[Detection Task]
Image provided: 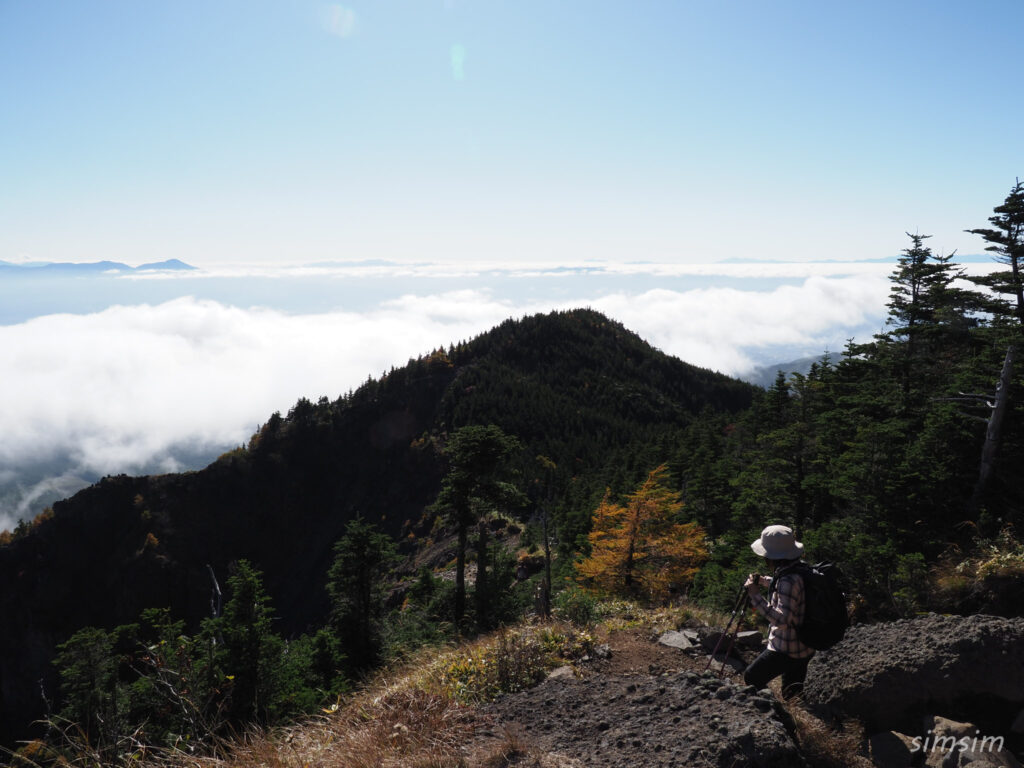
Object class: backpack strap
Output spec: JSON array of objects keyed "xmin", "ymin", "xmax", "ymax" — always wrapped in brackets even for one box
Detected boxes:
[
  {"xmin": 767, "ymin": 561, "xmax": 808, "ymax": 599},
  {"xmin": 767, "ymin": 562, "xmax": 810, "ymax": 630}
]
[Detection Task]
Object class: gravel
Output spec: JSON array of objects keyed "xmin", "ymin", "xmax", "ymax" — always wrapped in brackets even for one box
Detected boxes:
[{"xmin": 484, "ymin": 669, "xmax": 807, "ymax": 768}]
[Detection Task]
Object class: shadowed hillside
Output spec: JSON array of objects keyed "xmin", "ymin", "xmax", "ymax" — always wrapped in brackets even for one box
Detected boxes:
[{"xmin": 0, "ymin": 308, "xmax": 755, "ymax": 747}]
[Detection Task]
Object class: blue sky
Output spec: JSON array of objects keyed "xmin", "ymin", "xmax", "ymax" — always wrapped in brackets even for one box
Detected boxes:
[
  {"xmin": 2, "ymin": 1, "xmax": 1021, "ymax": 265},
  {"xmin": 0, "ymin": 1, "xmax": 1021, "ymax": 526}
]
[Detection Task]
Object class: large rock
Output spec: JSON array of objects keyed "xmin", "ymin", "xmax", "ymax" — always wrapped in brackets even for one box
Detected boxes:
[
  {"xmin": 804, "ymin": 614, "xmax": 1024, "ymax": 734},
  {"xmin": 486, "ymin": 670, "xmax": 807, "ymax": 767}
]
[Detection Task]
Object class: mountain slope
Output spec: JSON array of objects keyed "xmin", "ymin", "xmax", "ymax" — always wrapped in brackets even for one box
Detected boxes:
[{"xmin": 0, "ymin": 308, "xmax": 755, "ymax": 745}]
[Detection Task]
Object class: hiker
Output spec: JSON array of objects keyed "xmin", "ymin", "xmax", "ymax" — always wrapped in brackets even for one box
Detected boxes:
[{"xmin": 742, "ymin": 525, "xmax": 814, "ymax": 699}]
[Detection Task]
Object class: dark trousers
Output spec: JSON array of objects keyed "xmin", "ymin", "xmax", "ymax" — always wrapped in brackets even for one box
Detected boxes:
[{"xmin": 743, "ymin": 648, "xmax": 812, "ymax": 699}]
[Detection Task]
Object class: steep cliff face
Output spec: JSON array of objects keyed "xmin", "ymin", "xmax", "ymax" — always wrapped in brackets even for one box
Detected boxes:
[{"xmin": 0, "ymin": 309, "xmax": 755, "ymax": 746}]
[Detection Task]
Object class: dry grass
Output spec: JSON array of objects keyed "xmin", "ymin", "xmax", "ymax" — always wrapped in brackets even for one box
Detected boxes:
[
  {"xmin": 477, "ymin": 726, "xmax": 533, "ymax": 768},
  {"xmin": 137, "ymin": 688, "xmax": 478, "ymax": 768},
  {"xmin": 785, "ymin": 695, "xmax": 872, "ymax": 768},
  {"xmin": 586, "ymin": 598, "xmax": 741, "ymax": 636},
  {"xmin": 930, "ymin": 525, "xmax": 1024, "ymax": 610},
  {"xmin": 129, "ymin": 621, "xmax": 592, "ymax": 768}
]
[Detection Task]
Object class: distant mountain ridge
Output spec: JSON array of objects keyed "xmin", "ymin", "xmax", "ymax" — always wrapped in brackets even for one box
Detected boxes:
[
  {"xmin": 0, "ymin": 308, "xmax": 756, "ymax": 746},
  {"xmin": 0, "ymin": 258, "xmax": 195, "ymax": 272},
  {"xmin": 742, "ymin": 352, "xmax": 843, "ymax": 389}
]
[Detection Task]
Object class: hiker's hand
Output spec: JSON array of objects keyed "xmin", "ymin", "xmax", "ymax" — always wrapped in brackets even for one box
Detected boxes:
[
  {"xmin": 759, "ymin": 575, "xmax": 771, "ymax": 588},
  {"xmin": 744, "ymin": 574, "xmax": 759, "ymax": 594}
]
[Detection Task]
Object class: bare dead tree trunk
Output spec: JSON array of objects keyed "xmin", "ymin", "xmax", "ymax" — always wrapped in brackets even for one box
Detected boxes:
[
  {"xmin": 541, "ymin": 505, "xmax": 552, "ymax": 619},
  {"xmin": 968, "ymin": 345, "xmax": 1016, "ymax": 516},
  {"xmin": 455, "ymin": 519, "xmax": 468, "ymax": 630},
  {"xmin": 474, "ymin": 516, "xmax": 489, "ymax": 624},
  {"xmin": 207, "ymin": 564, "xmax": 223, "ymax": 647},
  {"xmin": 207, "ymin": 564, "xmax": 222, "ymax": 620}
]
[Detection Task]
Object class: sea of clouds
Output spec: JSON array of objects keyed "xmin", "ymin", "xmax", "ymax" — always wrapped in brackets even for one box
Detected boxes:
[{"xmin": 4, "ymin": 257, "xmax": 996, "ymax": 529}]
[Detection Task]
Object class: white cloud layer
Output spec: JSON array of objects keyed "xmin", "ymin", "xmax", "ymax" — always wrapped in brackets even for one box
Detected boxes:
[
  {"xmin": 590, "ymin": 274, "xmax": 890, "ymax": 373},
  {"xmin": 121, "ymin": 257, "xmax": 899, "ymax": 282},
  {"xmin": 0, "ymin": 273, "xmax": 892, "ymax": 527}
]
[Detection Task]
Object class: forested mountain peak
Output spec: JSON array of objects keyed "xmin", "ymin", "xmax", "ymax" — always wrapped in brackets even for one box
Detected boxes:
[{"xmin": 0, "ymin": 307, "xmax": 755, "ymax": 747}]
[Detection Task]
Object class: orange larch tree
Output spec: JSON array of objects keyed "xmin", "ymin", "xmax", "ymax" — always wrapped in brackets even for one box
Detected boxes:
[{"xmin": 577, "ymin": 464, "xmax": 708, "ymax": 603}]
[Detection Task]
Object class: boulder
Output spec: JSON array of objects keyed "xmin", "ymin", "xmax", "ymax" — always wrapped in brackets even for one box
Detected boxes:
[
  {"xmin": 658, "ymin": 630, "xmax": 699, "ymax": 651},
  {"xmin": 867, "ymin": 730, "xmax": 916, "ymax": 768},
  {"xmin": 803, "ymin": 614, "xmax": 1024, "ymax": 734},
  {"xmin": 702, "ymin": 629, "xmax": 749, "ymax": 657},
  {"xmin": 547, "ymin": 665, "xmax": 576, "ymax": 680},
  {"xmin": 705, "ymin": 654, "xmax": 747, "ymax": 674},
  {"xmin": 736, "ymin": 630, "xmax": 765, "ymax": 650},
  {"xmin": 593, "ymin": 643, "xmax": 612, "ymax": 659}
]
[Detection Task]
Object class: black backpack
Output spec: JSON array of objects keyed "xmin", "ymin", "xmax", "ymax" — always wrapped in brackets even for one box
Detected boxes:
[{"xmin": 771, "ymin": 561, "xmax": 849, "ymax": 650}]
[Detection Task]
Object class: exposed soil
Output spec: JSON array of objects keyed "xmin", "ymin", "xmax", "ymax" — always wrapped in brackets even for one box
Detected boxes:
[{"xmin": 588, "ymin": 628, "xmax": 701, "ymax": 677}]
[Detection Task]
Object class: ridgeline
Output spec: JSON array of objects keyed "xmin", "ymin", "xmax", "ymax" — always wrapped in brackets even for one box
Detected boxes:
[{"xmin": 0, "ymin": 308, "xmax": 755, "ymax": 747}]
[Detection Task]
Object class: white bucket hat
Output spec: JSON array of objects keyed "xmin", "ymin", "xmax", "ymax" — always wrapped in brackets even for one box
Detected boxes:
[{"xmin": 751, "ymin": 525, "xmax": 804, "ymax": 560}]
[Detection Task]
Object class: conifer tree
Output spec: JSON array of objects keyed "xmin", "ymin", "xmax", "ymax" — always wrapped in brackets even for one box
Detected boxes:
[
  {"xmin": 217, "ymin": 560, "xmax": 282, "ymax": 724},
  {"xmin": 967, "ymin": 179, "xmax": 1024, "ymax": 326},
  {"xmin": 729, "ymin": 373, "xmax": 819, "ymax": 533},
  {"xmin": 577, "ymin": 464, "xmax": 707, "ymax": 603},
  {"xmin": 326, "ymin": 517, "xmax": 397, "ymax": 670},
  {"xmin": 963, "ymin": 182, "xmax": 1024, "ymax": 521},
  {"xmin": 53, "ymin": 627, "xmax": 121, "ymax": 746},
  {"xmin": 883, "ymin": 232, "xmax": 977, "ymax": 400},
  {"xmin": 433, "ymin": 424, "xmax": 524, "ymax": 629},
  {"xmin": 674, "ymin": 411, "xmax": 737, "ymax": 537}
]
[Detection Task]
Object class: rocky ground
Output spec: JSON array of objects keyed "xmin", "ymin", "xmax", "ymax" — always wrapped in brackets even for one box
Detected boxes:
[
  {"xmin": 478, "ymin": 670, "xmax": 801, "ymax": 767},
  {"xmin": 469, "ymin": 628, "xmax": 808, "ymax": 768},
  {"xmin": 465, "ymin": 615, "xmax": 1024, "ymax": 768}
]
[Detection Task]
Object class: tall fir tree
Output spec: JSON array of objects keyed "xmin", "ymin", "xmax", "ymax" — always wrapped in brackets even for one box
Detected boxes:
[
  {"xmin": 326, "ymin": 517, "xmax": 398, "ymax": 671},
  {"xmin": 963, "ymin": 181, "xmax": 1024, "ymax": 525},
  {"xmin": 967, "ymin": 179, "xmax": 1024, "ymax": 327},
  {"xmin": 217, "ymin": 560, "xmax": 283, "ymax": 724},
  {"xmin": 433, "ymin": 424, "xmax": 525, "ymax": 629}
]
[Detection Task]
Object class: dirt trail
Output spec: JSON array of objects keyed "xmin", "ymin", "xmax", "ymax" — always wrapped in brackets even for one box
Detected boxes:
[{"xmin": 468, "ymin": 628, "xmax": 807, "ymax": 768}]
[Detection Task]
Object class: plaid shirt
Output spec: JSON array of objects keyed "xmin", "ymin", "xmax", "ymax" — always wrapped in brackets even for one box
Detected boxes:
[{"xmin": 748, "ymin": 570, "xmax": 815, "ymax": 659}]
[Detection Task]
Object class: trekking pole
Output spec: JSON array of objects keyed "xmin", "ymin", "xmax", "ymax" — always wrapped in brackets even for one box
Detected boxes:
[
  {"xmin": 704, "ymin": 585, "xmax": 749, "ymax": 673},
  {"xmin": 714, "ymin": 591, "xmax": 750, "ymax": 678}
]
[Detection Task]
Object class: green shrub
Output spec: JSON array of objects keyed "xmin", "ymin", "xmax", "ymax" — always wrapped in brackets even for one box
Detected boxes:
[
  {"xmin": 383, "ymin": 569, "xmax": 458, "ymax": 661},
  {"xmin": 427, "ymin": 624, "xmax": 592, "ymax": 704},
  {"xmin": 552, "ymin": 585, "xmax": 597, "ymax": 626}
]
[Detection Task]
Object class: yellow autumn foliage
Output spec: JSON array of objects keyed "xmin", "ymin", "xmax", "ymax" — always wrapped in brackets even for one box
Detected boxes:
[{"xmin": 577, "ymin": 464, "xmax": 708, "ymax": 603}]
